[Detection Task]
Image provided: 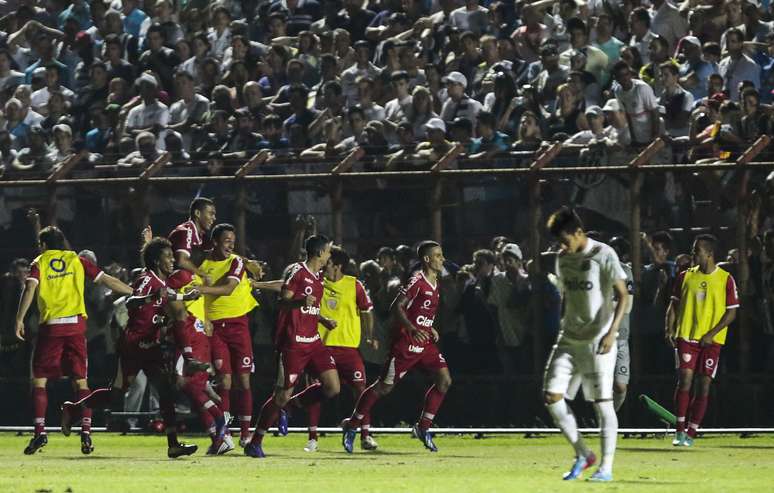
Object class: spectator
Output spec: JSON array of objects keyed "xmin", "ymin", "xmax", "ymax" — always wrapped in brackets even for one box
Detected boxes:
[
  {"xmin": 560, "ymin": 18, "xmax": 609, "ymax": 88},
  {"xmin": 613, "ymin": 60, "xmax": 661, "ymax": 146},
  {"xmin": 650, "ymin": 0, "xmax": 688, "ymax": 54},
  {"xmin": 629, "ymin": 7, "xmax": 657, "ymax": 65},
  {"xmin": 30, "ymin": 64, "xmax": 74, "ymax": 115},
  {"xmin": 440, "ymin": 71, "xmax": 483, "ymax": 128},
  {"xmin": 677, "ymin": 36, "xmax": 719, "ymax": 101},
  {"xmin": 459, "ymin": 249, "xmax": 500, "ymax": 374},
  {"xmin": 660, "ymin": 62, "xmax": 695, "ymax": 138},
  {"xmin": 139, "ymin": 24, "xmax": 181, "ymax": 95},
  {"xmin": 720, "ymin": 28, "xmax": 762, "ymax": 101},
  {"xmin": 124, "ymin": 74, "xmax": 169, "ymax": 142},
  {"xmin": 11, "ymin": 125, "xmax": 55, "ymax": 173},
  {"xmin": 118, "ymin": 131, "xmax": 160, "ymax": 168},
  {"xmin": 168, "ymin": 70, "xmax": 210, "ymax": 151},
  {"xmin": 469, "ymin": 110, "xmax": 511, "ymax": 159}
]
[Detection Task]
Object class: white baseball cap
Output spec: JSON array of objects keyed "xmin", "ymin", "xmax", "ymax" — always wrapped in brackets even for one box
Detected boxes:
[
  {"xmin": 501, "ymin": 243, "xmax": 523, "ymax": 260},
  {"xmin": 602, "ymin": 98, "xmax": 621, "ymax": 112},
  {"xmin": 424, "ymin": 117, "xmax": 446, "ymax": 133},
  {"xmin": 443, "ymin": 71, "xmax": 467, "ymax": 88}
]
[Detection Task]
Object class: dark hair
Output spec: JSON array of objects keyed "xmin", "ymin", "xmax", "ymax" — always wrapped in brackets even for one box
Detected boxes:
[
  {"xmin": 659, "ymin": 62, "xmax": 679, "ymax": 76},
  {"xmin": 416, "ymin": 240, "xmax": 440, "ymax": 260},
  {"xmin": 703, "ymin": 42, "xmax": 721, "ymax": 58},
  {"xmin": 695, "ymin": 234, "xmax": 718, "ymax": 256},
  {"xmin": 305, "ymin": 234, "xmax": 332, "ymax": 259},
  {"xmin": 612, "ymin": 60, "xmax": 631, "ymax": 75},
  {"xmin": 473, "ymin": 249, "xmax": 496, "ymax": 265},
  {"xmin": 262, "ymin": 113, "xmax": 282, "ymax": 128},
  {"xmin": 175, "ymin": 70, "xmax": 194, "ymax": 81},
  {"xmin": 147, "ymin": 23, "xmax": 165, "ymax": 39},
  {"xmin": 189, "ymin": 197, "xmax": 215, "ymax": 219},
  {"xmin": 211, "ymin": 223, "xmax": 236, "ymax": 242},
  {"xmin": 477, "ymin": 110, "xmax": 496, "ymax": 128},
  {"xmin": 566, "ymin": 17, "xmax": 587, "ymax": 34},
  {"xmin": 741, "ymin": 87, "xmax": 760, "ymax": 101},
  {"xmin": 377, "ymin": 246, "xmax": 395, "ymax": 259},
  {"xmin": 546, "ymin": 207, "xmax": 584, "ymax": 237},
  {"xmin": 288, "ymin": 84, "xmax": 309, "ymax": 99},
  {"xmin": 726, "ymin": 28, "xmax": 744, "ymax": 44},
  {"xmin": 650, "ymin": 230, "xmax": 672, "ymax": 249},
  {"xmin": 329, "ymin": 245, "xmax": 350, "ymax": 267},
  {"xmin": 347, "ymin": 104, "xmax": 365, "ymax": 120},
  {"xmin": 39, "ymin": 226, "xmax": 67, "ymax": 250},
  {"xmin": 631, "ymin": 7, "xmax": 651, "ymax": 28},
  {"xmin": 10, "ymin": 258, "xmax": 30, "ymax": 270},
  {"xmin": 609, "ymin": 236, "xmax": 630, "ymax": 257},
  {"xmin": 391, "ymin": 70, "xmax": 410, "ymax": 82},
  {"xmin": 104, "ymin": 33, "xmax": 122, "ymax": 49},
  {"xmin": 323, "ymin": 79, "xmax": 343, "ymax": 96},
  {"xmin": 142, "ymin": 237, "xmax": 172, "ymax": 269}
]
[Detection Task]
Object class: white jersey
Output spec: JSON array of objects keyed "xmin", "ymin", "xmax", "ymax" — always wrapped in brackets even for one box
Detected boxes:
[{"xmin": 556, "ymin": 238, "xmax": 627, "ymax": 342}]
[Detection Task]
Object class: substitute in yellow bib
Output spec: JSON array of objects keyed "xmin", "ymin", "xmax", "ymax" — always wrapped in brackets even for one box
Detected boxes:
[
  {"xmin": 666, "ymin": 234, "xmax": 738, "ymax": 447},
  {"xmin": 15, "ymin": 226, "xmax": 132, "ymax": 456},
  {"xmin": 198, "ymin": 223, "xmax": 257, "ymax": 445},
  {"xmin": 300, "ymin": 245, "xmax": 377, "ymax": 452}
]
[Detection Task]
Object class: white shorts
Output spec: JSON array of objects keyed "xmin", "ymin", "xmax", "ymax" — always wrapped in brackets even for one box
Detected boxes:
[{"xmin": 544, "ymin": 333, "xmax": 617, "ymax": 402}]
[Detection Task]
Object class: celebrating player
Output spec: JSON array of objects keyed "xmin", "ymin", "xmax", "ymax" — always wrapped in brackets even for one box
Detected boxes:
[
  {"xmin": 542, "ymin": 208, "xmax": 628, "ymax": 482},
  {"xmin": 244, "ymin": 235, "xmax": 341, "ymax": 458},
  {"xmin": 168, "ymin": 197, "xmax": 217, "ymax": 280},
  {"xmin": 15, "ymin": 226, "xmax": 133, "ymax": 455},
  {"xmin": 166, "ymin": 267, "xmax": 230, "ymax": 455},
  {"xmin": 60, "ymin": 237, "xmax": 203, "ymax": 458},
  {"xmin": 297, "ymin": 245, "xmax": 378, "ymax": 452},
  {"xmin": 666, "ymin": 234, "xmax": 738, "ymax": 447},
  {"xmin": 341, "ymin": 241, "xmax": 452, "ymax": 453},
  {"xmin": 198, "ymin": 223, "xmax": 259, "ymax": 447}
]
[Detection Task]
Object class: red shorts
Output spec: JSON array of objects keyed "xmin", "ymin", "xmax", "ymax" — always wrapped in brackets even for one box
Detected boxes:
[
  {"xmin": 211, "ymin": 317, "xmax": 253, "ymax": 375},
  {"xmin": 117, "ymin": 334, "xmax": 166, "ymax": 387},
  {"xmin": 276, "ymin": 342, "xmax": 336, "ymax": 390},
  {"xmin": 675, "ymin": 339, "xmax": 722, "ymax": 378},
  {"xmin": 380, "ymin": 341, "xmax": 448, "ymax": 385},
  {"xmin": 33, "ymin": 322, "xmax": 88, "ymax": 379},
  {"xmin": 328, "ymin": 346, "xmax": 366, "ymax": 387}
]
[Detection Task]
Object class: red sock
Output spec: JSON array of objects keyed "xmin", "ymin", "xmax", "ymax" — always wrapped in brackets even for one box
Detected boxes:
[
  {"xmin": 172, "ymin": 319, "xmax": 192, "ymax": 358},
  {"xmin": 349, "ymin": 383, "xmax": 380, "ymax": 428},
  {"xmin": 78, "ymin": 388, "xmax": 92, "ymax": 434},
  {"xmin": 250, "ymin": 396, "xmax": 280, "ymax": 445},
  {"xmin": 675, "ymin": 390, "xmax": 690, "ymax": 433},
  {"xmin": 220, "ymin": 386, "xmax": 231, "ymax": 415},
  {"xmin": 33, "ymin": 387, "xmax": 47, "ymax": 436},
  {"xmin": 307, "ymin": 401, "xmax": 321, "ymax": 440},
  {"xmin": 418, "ymin": 385, "xmax": 446, "ymax": 431},
  {"xmin": 687, "ymin": 395, "xmax": 709, "ymax": 438},
  {"xmin": 237, "ymin": 388, "xmax": 252, "ymax": 439}
]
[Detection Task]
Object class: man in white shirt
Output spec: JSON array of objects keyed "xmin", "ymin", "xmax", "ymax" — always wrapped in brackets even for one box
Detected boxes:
[
  {"xmin": 650, "ymin": 0, "xmax": 688, "ymax": 54},
  {"xmin": 30, "ymin": 64, "xmax": 74, "ymax": 116},
  {"xmin": 719, "ymin": 28, "xmax": 762, "ymax": 101},
  {"xmin": 543, "ymin": 207, "xmax": 629, "ymax": 483},
  {"xmin": 629, "ymin": 7, "xmax": 657, "ymax": 65},
  {"xmin": 449, "ymin": 0, "xmax": 489, "ymax": 35},
  {"xmin": 124, "ymin": 74, "xmax": 169, "ymax": 143},
  {"xmin": 613, "ymin": 61, "xmax": 661, "ymax": 145},
  {"xmin": 439, "ymin": 71, "xmax": 482, "ymax": 131}
]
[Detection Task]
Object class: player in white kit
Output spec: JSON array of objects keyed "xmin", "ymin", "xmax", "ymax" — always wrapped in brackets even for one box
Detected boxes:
[{"xmin": 542, "ymin": 208, "xmax": 629, "ymax": 482}]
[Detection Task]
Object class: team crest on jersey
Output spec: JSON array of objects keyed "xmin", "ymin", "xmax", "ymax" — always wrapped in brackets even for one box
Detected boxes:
[
  {"xmin": 327, "ymin": 298, "xmax": 338, "ymax": 309},
  {"xmin": 289, "ymin": 374, "xmax": 298, "ymax": 384},
  {"xmin": 581, "ymin": 260, "xmax": 591, "ymax": 271},
  {"xmin": 682, "ymin": 353, "xmax": 692, "ymax": 363}
]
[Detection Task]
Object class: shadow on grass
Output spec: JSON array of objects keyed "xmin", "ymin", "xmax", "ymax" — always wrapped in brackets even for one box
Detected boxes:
[
  {"xmin": 618, "ymin": 447, "xmax": 680, "ymax": 453},
  {"xmin": 615, "ymin": 480, "xmax": 688, "ymax": 485},
  {"xmin": 715, "ymin": 445, "xmax": 774, "ymax": 450}
]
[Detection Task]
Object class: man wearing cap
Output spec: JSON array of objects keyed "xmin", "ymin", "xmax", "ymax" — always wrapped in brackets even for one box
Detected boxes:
[
  {"xmin": 125, "ymin": 74, "xmax": 169, "ymax": 141},
  {"xmin": 564, "ymin": 105, "xmax": 621, "ymax": 148},
  {"xmin": 386, "ymin": 117, "xmax": 452, "ymax": 170},
  {"xmin": 440, "ymin": 71, "xmax": 482, "ymax": 130},
  {"xmin": 677, "ymin": 36, "xmax": 718, "ymax": 101},
  {"xmin": 487, "ymin": 243, "xmax": 532, "ymax": 375},
  {"xmin": 601, "ymin": 98, "xmax": 631, "ymax": 148}
]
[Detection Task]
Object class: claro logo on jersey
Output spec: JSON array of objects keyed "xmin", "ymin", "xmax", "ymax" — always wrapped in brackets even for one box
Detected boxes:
[
  {"xmin": 301, "ymin": 305, "xmax": 321, "ymax": 315},
  {"xmin": 416, "ymin": 315, "xmax": 434, "ymax": 327},
  {"xmin": 566, "ymin": 279, "xmax": 594, "ymax": 291}
]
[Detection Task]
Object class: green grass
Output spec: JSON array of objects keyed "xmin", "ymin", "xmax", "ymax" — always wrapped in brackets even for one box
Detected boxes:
[{"xmin": 0, "ymin": 432, "xmax": 772, "ymax": 492}]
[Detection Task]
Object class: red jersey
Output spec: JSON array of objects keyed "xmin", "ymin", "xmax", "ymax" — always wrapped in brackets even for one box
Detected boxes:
[
  {"xmin": 168, "ymin": 219, "xmax": 206, "ymax": 259},
  {"xmin": 275, "ymin": 262, "xmax": 324, "ymax": 349},
  {"xmin": 125, "ymin": 269, "xmax": 167, "ymax": 341},
  {"xmin": 394, "ymin": 271, "xmax": 440, "ymax": 347}
]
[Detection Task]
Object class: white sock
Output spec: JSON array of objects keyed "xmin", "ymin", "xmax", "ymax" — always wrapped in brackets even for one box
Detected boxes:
[
  {"xmin": 547, "ymin": 399, "xmax": 591, "ymax": 458},
  {"xmin": 613, "ymin": 390, "xmax": 627, "ymax": 412},
  {"xmin": 594, "ymin": 400, "xmax": 618, "ymax": 475}
]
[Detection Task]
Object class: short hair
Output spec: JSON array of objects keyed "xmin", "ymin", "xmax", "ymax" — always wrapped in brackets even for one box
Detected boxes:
[
  {"xmin": 104, "ymin": 33, "xmax": 122, "ymax": 48},
  {"xmin": 566, "ymin": 17, "xmax": 587, "ymax": 34},
  {"xmin": 146, "ymin": 23, "xmax": 165, "ymax": 39},
  {"xmin": 609, "ymin": 236, "xmax": 630, "ymax": 257},
  {"xmin": 546, "ymin": 207, "xmax": 584, "ymax": 237},
  {"xmin": 175, "ymin": 70, "xmax": 194, "ymax": 81},
  {"xmin": 391, "ymin": 70, "xmax": 410, "ymax": 82},
  {"xmin": 477, "ymin": 110, "xmax": 496, "ymax": 128},
  {"xmin": 39, "ymin": 226, "xmax": 67, "ymax": 250},
  {"xmin": 651, "ymin": 230, "xmax": 673, "ymax": 250},
  {"xmin": 210, "ymin": 223, "xmax": 235, "ymax": 242},
  {"xmin": 741, "ymin": 87, "xmax": 760, "ymax": 101},
  {"xmin": 322, "ymin": 79, "xmax": 342, "ymax": 96},
  {"xmin": 142, "ymin": 237, "xmax": 172, "ymax": 269},
  {"xmin": 631, "ymin": 7, "xmax": 651, "ymax": 28},
  {"xmin": 329, "ymin": 245, "xmax": 350, "ymax": 268},
  {"xmin": 703, "ymin": 42, "xmax": 721, "ymax": 58},
  {"xmin": 305, "ymin": 234, "xmax": 332, "ymax": 259},
  {"xmin": 473, "ymin": 249, "xmax": 496, "ymax": 265},
  {"xmin": 10, "ymin": 258, "xmax": 30, "ymax": 270},
  {"xmin": 377, "ymin": 246, "xmax": 395, "ymax": 259},
  {"xmin": 695, "ymin": 234, "xmax": 718, "ymax": 256},
  {"xmin": 612, "ymin": 60, "xmax": 631, "ymax": 75},
  {"xmin": 650, "ymin": 35, "xmax": 669, "ymax": 51},
  {"xmin": 288, "ymin": 84, "xmax": 309, "ymax": 99},
  {"xmin": 416, "ymin": 240, "xmax": 440, "ymax": 260},
  {"xmin": 189, "ymin": 197, "xmax": 215, "ymax": 219},
  {"xmin": 659, "ymin": 62, "xmax": 679, "ymax": 76},
  {"xmin": 726, "ymin": 28, "xmax": 744, "ymax": 44},
  {"xmin": 262, "ymin": 113, "xmax": 282, "ymax": 128},
  {"xmin": 347, "ymin": 104, "xmax": 365, "ymax": 120}
]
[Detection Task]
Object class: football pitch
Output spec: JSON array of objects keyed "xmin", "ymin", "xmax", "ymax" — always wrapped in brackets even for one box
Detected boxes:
[{"xmin": 1, "ymin": 432, "xmax": 772, "ymax": 492}]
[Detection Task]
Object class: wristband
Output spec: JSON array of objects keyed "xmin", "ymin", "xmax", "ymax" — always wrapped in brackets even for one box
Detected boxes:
[{"xmin": 175, "ymin": 293, "xmax": 184, "ymax": 301}]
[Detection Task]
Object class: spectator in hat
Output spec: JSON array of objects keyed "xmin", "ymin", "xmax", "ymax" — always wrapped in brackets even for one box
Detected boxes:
[
  {"xmin": 601, "ymin": 98, "xmax": 631, "ymax": 148},
  {"xmin": 49, "ymin": 123, "xmax": 74, "ymax": 163},
  {"xmin": 487, "ymin": 242, "xmax": 532, "ymax": 375},
  {"xmin": 386, "ymin": 116, "xmax": 452, "ymax": 169},
  {"xmin": 124, "ymin": 73, "xmax": 169, "ymax": 140},
  {"xmin": 677, "ymin": 36, "xmax": 719, "ymax": 101},
  {"xmin": 440, "ymin": 71, "xmax": 483, "ymax": 129},
  {"xmin": 3, "ymin": 98, "xmax": 30, "ymax": 148},
  {"xmin": 449, "ymin": 116, "xmax": 474, "ymax": 150}
]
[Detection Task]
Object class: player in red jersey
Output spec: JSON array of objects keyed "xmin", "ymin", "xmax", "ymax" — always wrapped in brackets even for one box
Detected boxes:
[
  {"xmin": 60, "ymin": 238, "xmax": 201, "ymax": 458},
  {"xmin": 15, "ymin": 226, "xmax": 133, "ymax": 456},
  {"xmin": 166, "ymin": 268, "xmax": 231, "ymax": 455},
  {"xmin": 244, "ymin": 235, "xmax": 341, "ymax": 458},
  {"xmin": 168, "ymin": 197, "xmax": 216, "ymax": 281},
  {"xmin": 341, "ymin": 241, "xmax": 452, "ymax": 453}
]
